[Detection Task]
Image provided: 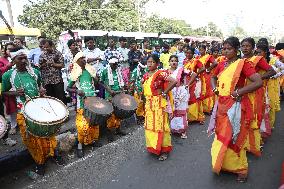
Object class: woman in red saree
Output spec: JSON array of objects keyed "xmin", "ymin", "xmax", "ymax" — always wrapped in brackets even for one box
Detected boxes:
[
  {"xmin": 196, "ymin": 45, "xmax": 218, "ymax": 114},
  {"xmin": 241, "ymin": 38, "xmax": 275, "ymax": 156},
  {"xmin": 209, "ymin": 37, "xmax": 263, "ymax": 182},
  {"xmin": 184, "ymin": 47, "xmax": 206, "ymax": 124},
  {"xmin": 142, "ymin": 54, "xmax": 177, "ymax": 161},
  {"xmin": 0, "ymin": 42, "xmax": 18, "ymax": 136}
]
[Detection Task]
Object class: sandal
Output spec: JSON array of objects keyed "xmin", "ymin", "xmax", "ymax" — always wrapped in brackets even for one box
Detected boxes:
[
  {"xmin": 199, "ymin": 121, "xmax": 205, "ymax": 125},
  {"xmin": 236, "ymin": 173, "xmax": 247, "ymax": 183},
  {"xmin": 181, "ymin": 133, "xmax": 187, "ymax": 139},
  {"xmin": 9, "ymin": 128, "xmax": 17, "ymax": 135},
  {"xmin": 158, "ymin": 153, "xmax": 168, "ymax": 161}
]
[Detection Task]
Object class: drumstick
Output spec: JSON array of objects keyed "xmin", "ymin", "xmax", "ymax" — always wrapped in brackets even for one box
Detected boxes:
[
  {"xmin": 25, "ymin": 94, "xmax": 51, "ymax": 114},
  {"xmin": 45, "ymin": 98, "xmax": 58, "ymax": 117}
]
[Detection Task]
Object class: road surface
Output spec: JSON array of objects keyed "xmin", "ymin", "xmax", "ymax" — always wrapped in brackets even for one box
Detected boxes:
[{"xmin": 1, "ymin": 104, "xmax": 284, "ymax": 189}]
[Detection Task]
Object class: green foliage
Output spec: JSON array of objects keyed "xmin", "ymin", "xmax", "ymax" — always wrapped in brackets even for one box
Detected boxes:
[
  {"xmin": 143, "ymin": 14, "xmax": 193, "ymax": 36},
  {"xmin": 18, "ymin": 0, "xmax": 223, "ymax": 40},
  {"xmin": 191, "ymin": 22, "xmax": 223, "ymax": 38},
  {"xmin": 18, "ymin": 0, "xmax": 140, "ymax": 39},
  {"xmin": 229, "ymin": 26, "xmax": 247, "ymax": 40}
]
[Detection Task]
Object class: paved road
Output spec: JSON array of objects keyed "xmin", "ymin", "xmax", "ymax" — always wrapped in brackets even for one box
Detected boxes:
[
  {"xmin": 1, "ymin": 104, "xmax": 284, "ymax": 189},
  {"xmin": 100, "ymin": 108, "xmax": 284, "ymax": 189}
]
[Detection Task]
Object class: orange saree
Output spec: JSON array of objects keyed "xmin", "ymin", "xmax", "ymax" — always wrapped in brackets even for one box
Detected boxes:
[
  {"xmin": 184, "ymin": 58, "xmax": 205, "ymax": 122},
  {"xmin": 211, "ymin": 59, "xmax": 253, "ymax": 175},
  {"xmin": 197, "ymin": 54, "xmax": 215, "ymax": 113}
]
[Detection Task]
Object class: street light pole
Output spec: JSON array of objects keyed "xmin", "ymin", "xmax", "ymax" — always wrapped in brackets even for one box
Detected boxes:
[
  {"xmin": 4, "ymin": 0, "xmax": 14, "ymax": 27},
  {"xmin": 201, "ymin": 0, "xmax": 209, "ymax": 36},
  {"xmin": 136, "ymin": 0, "xmax": 141, "ymax": 32},
  {"xmin": 206, "ymin": 23, "xmax": 209, "ymax": 36}
]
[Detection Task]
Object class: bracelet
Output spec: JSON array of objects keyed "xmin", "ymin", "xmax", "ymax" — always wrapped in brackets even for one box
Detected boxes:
[
  {"xmin": 206, "ymin": 69, "xmax": 210, "ymax": 73},
  {"xmin": 231, "ymin": 89, "xmax": 240, "ymax": 98},
  {"xmin": 162, "ymin": 92, "xmax": 167, "ymax": 97},
  {"xmin": 212, "ymin": 88, "xmax": 218, "ymax": 93},
  {"xmin": 235, "ymin": 89, "xmax": 240, "ymax": 97}
]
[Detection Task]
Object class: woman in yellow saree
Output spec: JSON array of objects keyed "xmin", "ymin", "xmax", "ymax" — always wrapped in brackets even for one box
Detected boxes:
[
  {"xmin": 209, "ymin": 37, "xmax": 263, "ymax": 182},
  {"xmin": 196, "ymin": 45, "xmax": 218, "ymax": 114},
  {"xmin": 142, "ymin": 54, "xmax": 177, "ymax": 161},
  {"xmin": 184, "ymin": 47, "xmax": 206, "ymax": 124},
  {"xmin": 241, "ymin": 38, "xmax": 275, "ymax": 155},
  {"xmin": 255, "ymin": 44, "xmax": 283, "ymax": 130}
]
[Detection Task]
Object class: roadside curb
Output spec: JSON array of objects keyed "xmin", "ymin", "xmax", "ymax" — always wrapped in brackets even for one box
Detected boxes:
[{"xmin": 0, "ymin": 120, "xmax": 76, "ymax": 177}]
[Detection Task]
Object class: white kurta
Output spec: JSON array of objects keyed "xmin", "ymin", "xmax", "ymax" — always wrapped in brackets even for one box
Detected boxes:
[{"xmin": 169, "ymin": 68, "xmax": 189, "ymax": 133}]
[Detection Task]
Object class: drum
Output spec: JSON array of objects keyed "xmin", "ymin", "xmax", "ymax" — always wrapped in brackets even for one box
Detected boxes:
[
  {"xmin": 23, "ymin": 96, "xmax": 69, "ymax": 138},
  {"xmin": 0, "ymin": 115, "xmax": 7, "ymax": 139},
  {"xmin": 112, "ymin": 93, "xmax": 138, "ymax": 119},
  {"xmin": 84, "ymin": 97, "xmax": 113, "ymax": 126}
]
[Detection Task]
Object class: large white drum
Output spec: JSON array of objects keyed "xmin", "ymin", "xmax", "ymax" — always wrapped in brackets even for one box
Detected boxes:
[
  {"xmin": 0, "ymin": 115, "xmax": 7, "ymax": 139},
  {"xmin": 23, "ymin": 96, "xmax": 69, "ymax": 137}
]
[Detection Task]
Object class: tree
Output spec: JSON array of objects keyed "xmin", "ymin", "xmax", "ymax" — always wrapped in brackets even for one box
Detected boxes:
[
  {"xmin": 18, "ymin": 0, "xmax": 141, "ymax": 39},
  {"xmin": 207, "ymin": 22, "xmax": 223, "ymax": 38},
  {"xmin": 251, "ymin": 36, "xmax": 273, "ymax": 45},
  {"xmin": 192, "ymin": 22, "xmax": 223, "ymax": 38},
  {"xmin": 18, "ymin": 0, "xmax": 222, "ymax": 40},
  {"xmin": 143, "ymin": 15, "xmax": 193, "ymax": 36},
  {"xmin": 230, "ymin": 26, "xmax": 246, "ymax": 39}
]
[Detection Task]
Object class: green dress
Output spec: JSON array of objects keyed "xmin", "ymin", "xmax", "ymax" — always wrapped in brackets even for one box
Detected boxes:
[
  {"xmin": 100, "ymin": 68, "xmax": 122, "ymax": 100},
  {"xmin": 129, "ymin": 67, "xmax": 146, "ymax": 95},
  {"xmin": 2, "ymin": 68, "xmax": 41, "ymax": 112},
  {"xmin": 68, "ymin": 70, "xmax": 96, "ymax": 109}
]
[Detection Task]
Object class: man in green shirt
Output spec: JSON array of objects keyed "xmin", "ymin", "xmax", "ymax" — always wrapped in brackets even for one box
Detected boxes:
[
  {"xmin": 100, "ymin": 57, "xmax": 125, "ymax": 100},
  {"xmin": 1, "ymin": 47, "xmax": 63, "ymax": 178},
  {"xmin": 67, "ymin": 52, "xmax": 101, "ymax": 158},
  {"xmin": 129, "ymin": 63, "xmax": 147, "ymax": 124},
  {"xmin": 100, "ymin": 56, "xmax": 126, "ymax": 141}
]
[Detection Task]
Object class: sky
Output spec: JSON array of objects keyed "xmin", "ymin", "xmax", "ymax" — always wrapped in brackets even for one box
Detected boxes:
[
  {"xmin": 146, "ymin": 0, "xmax": 284, "ymax": 37},
  {"xmin": 1, "ymin": 0, "xmax": 284, "ymax": 37}
]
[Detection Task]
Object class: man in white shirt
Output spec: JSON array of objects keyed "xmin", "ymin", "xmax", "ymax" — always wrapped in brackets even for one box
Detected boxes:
[
  {"xmin": 83, "ymin": 37, "xmax": 104, "ymax": 73},
  {"xmin": 117, "ymin": 37, "xmax": 129, "ymax": 68}
]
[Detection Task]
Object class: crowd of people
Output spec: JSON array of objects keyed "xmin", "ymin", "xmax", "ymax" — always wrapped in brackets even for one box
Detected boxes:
[{"xmin": 1, "ymin": 34, "xmax": 284, "ymax": 183}]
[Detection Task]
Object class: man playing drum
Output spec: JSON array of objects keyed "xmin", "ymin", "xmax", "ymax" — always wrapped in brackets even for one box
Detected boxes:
[
  {"xmin": 67, "ymin": 52, "xmax": 101, "ymax": 158},
  {"xmin": 100, "ymin": 56, "xmax": 127, "ymax": 142},
  {"xmin": 129, "ymin": 61, "xmax": 147, "ymax": 125},
  {"xmin": 1, "ymin": 47, "xmax": 64, "ymax": 178}
]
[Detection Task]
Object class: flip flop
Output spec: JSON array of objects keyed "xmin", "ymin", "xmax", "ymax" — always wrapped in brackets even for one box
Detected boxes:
[
  {"xmin": 181, "ymin": 134, "xmax": 188, "ymax": 139},
  {"xmin": 158, "ymin": 153, "xmax": 168, "ymax": 161},
  {"xmin": 236, "ymin": 174, "xmax": 247, "ymax": 183}
]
